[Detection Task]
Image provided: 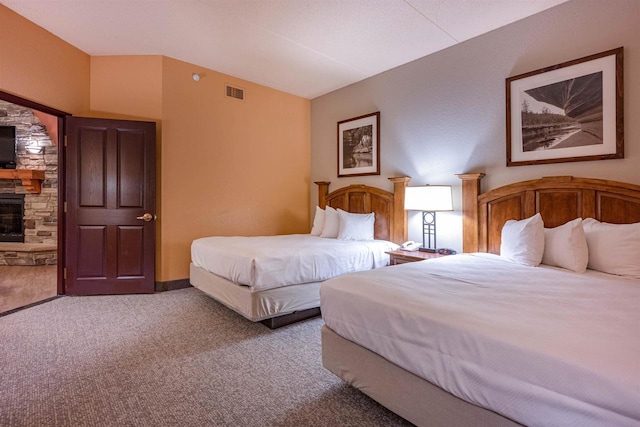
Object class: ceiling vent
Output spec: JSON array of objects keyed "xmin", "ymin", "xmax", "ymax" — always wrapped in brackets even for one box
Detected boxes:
[{"xmin": 225, "ymin": 84, "xmax": 244, "ymax": 101}]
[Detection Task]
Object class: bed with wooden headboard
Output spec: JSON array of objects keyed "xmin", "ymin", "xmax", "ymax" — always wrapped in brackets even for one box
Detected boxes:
[
  {"xmin": 315, "ymin": 176, "xmax": 410, "ymax": 244},
  {"xmin": 190, "ymin": 177, "xmax": 409, "ymax": 328},
  {"xmin": 321, "ymin": 173, "xmax": 640, "ymax": 427},
  {"xmin": 458, "ymin": 173, "xmax": 640, "ymax": 253}
]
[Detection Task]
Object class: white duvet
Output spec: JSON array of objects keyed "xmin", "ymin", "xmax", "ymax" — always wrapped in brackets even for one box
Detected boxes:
[
  {"xmin": 321, "ymin": 253, "xmax": 640, "ymax": 427},
  {"xmin": 191, "ymin": 234, "xmax": 397, "ymax": 291}
]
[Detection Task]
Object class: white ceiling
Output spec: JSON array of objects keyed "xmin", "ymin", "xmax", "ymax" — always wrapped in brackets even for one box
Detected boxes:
[{"xmin": 2, "ymin": 0, "xmax": 568, "ymax": 99}]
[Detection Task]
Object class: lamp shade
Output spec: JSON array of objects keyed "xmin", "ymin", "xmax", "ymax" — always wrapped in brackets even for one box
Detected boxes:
[{"xmin": 404, "ymin": 185, "xmax": 453, "ymax": 211}]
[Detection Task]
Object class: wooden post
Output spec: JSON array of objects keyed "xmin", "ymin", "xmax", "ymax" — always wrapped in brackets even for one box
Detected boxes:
[
  {"xmin": 456, "ymin": 173, "xmax": 485, "ymax": 253},
  {"xmin": 388, "ymin": 176, "xmax": 411, "ymax": 244},
  {"xmin": 314, "ymin": 181, "xmax": 330, "ymax": 208}
]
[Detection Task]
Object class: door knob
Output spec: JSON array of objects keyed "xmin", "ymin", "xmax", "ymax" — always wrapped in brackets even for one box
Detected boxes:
[{"xmin": 136, "ymin": 213, "xmax": 155, "ymax": 222}]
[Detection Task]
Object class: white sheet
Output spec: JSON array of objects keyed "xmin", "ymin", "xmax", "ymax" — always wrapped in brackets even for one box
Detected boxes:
[
  {"xmin": 191, "ymin": 234, "xmax": 397, "ymax": 291},
  {"xmin": 321, "ymin": 253, "xmax": 640, "ymax": 427}
]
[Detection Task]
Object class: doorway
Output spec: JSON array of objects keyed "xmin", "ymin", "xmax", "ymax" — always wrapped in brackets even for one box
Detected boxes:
[
  {"xmin": 0, "ymin": 92, "xmax": 66, "ymax": 314},
  {"xmin": 0, "ymin": 91, "xmax": 157, "ymax": 314}
]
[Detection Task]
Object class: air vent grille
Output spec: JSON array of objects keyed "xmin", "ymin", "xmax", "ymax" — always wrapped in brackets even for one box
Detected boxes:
[{"xmin": 226, "ymin": 85, "xmax": 244, "ymax": 100}]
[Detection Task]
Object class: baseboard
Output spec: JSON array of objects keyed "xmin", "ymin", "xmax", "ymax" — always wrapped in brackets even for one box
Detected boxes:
[{"xmin": 155, "ymin": 278, "xmax": 192, "ymax": 292}]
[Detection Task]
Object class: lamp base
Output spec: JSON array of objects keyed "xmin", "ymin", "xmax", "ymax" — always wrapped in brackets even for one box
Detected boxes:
[{"xmin": 418, "ymin": 247, "xmax": 436, "ymax": 253}]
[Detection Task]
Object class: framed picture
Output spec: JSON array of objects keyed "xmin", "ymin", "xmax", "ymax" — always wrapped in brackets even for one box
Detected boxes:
[
  {"xmin": 337, "ymin": 112, "xmax": 380, "ymax": 177},
  {"xmin": 506, "ymin": 47, "xmax": 623, "ymax": 167}
]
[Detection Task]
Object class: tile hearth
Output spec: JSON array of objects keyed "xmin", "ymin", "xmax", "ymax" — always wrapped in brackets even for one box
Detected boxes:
[{"xmin": 0, "ymin": 242, "xmax": 57, "ymax": 266}]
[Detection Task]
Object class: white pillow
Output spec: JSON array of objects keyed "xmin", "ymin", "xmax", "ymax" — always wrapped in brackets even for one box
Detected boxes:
[
  {"xmin": 582, "ymin": 218, "xmax": 640, "ymax": 277},
  {"xmin": 337, "ymin": 209, "xmax": 375, "ymax": 241},
  {"xmin": 541, "ymin": 218, "xmax": 588, "ymax": 273},
  {"xmin": 310, "ymin": 206, "xmax": 325, "ymax": 236},
  {"xmin": 500, "ymin": 213, "xmax": 544, "ymax": 266},
  {"xmin": 320, "ymin": 206, "xmax": 340, "ymax": 238}
]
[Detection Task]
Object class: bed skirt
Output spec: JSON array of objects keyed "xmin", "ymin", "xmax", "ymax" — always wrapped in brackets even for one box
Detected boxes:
[{"xmin": 190, "ymin": 263, "xmax": 321, "ymax": 323}]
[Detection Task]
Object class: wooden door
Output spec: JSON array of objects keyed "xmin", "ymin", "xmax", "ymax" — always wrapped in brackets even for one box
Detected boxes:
[{"xmin": 65, "ymin": 117, "xmax": 156, "ymax": 295}]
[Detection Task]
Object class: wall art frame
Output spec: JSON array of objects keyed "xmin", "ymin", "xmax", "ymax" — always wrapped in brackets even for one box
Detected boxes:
[
  {"xmin": 337, "ymin": 111, "xmax": 380, "ymax": 177},
  {"xmin": 506, "ymin": 47, "xmax": 623, "ymax": 167}
]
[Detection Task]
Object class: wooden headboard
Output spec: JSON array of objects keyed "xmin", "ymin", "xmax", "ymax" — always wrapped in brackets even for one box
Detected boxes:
[
  {"xmin": 315, "ymin": 177, "xmax": 410, "ymax": 244},
  {"xmin": 458, "ymin": 174, "xmax": 640, "ymax": 254}
]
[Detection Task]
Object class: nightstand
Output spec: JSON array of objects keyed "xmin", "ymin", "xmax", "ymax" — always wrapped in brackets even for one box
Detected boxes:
[{"xmin": 386, "ymin": 249, "xmax": 447, "ymax": 265}]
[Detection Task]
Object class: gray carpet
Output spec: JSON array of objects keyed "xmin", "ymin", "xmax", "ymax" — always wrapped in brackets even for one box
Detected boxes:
[{"xmin": 0, "ymin": 288, "xmax": 412, "ymax": 426}]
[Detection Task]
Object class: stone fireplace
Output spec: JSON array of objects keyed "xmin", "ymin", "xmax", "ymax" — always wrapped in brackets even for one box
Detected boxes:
[{"xmin": 0, "ymin": 100, "xmax": 57, "ymax": 266}]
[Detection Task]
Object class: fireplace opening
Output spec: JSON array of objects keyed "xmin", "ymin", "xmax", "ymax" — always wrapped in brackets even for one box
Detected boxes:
[{"xmin": 0, "ymin": 194, "xmax": 25, "ymax": 243}]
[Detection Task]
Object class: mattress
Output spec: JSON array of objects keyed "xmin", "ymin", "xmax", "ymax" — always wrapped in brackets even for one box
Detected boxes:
[
  {"xmin": 191, "ymin": 234, "xmax": 397, "ymax": 291},
  {"xmin": 320, "ymin": 253, "xmax": 640, "ymax": 427}
]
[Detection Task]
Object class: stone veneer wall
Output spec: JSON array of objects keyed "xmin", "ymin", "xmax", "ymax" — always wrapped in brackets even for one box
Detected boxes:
[{"xmin": 0, "ymin": 100, "xmax": 57, "ymax": 264}]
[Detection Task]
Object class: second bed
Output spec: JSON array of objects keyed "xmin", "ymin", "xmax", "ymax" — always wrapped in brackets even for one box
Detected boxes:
[{"xmin": 190, "ymin": 177, "xmax": 410, "ymax": 327}]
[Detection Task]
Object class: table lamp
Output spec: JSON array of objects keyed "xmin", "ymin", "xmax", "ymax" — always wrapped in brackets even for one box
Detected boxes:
[{"xmin": 404, "ymin": 185, "xmax": 453, "ymax": 252}]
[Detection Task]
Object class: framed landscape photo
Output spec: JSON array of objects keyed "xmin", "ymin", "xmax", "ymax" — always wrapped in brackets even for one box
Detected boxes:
[
  {"xmin": 506, "ymin": 47, "xmax": 623, "ymax": 166},
  {"xmin": 338, "ymin": 112, "xmax": 380, "ymax": 177}
]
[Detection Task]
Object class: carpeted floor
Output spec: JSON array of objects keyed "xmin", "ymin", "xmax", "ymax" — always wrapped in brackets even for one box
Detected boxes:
[{"xmin": 0, "ymin": 287, "xmax": 413, "ymax": 427}]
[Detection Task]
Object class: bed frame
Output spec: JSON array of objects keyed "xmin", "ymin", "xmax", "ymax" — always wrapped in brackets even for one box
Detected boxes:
[
  {"xmin": 190, "ymin": 177, "xmax": 410, "ymax": 329},
  {"xmin": 323, "ymin": 173, "xmax": 640, "ymax": 426}
]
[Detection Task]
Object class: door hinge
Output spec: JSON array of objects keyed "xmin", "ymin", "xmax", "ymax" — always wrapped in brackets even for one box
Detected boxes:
[
  {"xmin": 64, "ymin": 135, "xmax": 68, "ymax": 147},
  {"xmin": 63, "ymin": 267, "xmax": 67, "ymax": 280},
  {"xmin": 64, "ymin": 201, "xmax": 67, "ymax": 213}
]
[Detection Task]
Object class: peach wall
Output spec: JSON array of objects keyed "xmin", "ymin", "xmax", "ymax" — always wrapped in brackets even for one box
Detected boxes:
[
  {"xmin": 88, "ymin": 55, "xmax": 310, "ymax": 282},
  {"xmin": 90, "ymin": 56, "xmax": 163, "ymax": 120},
  {"xmin": 1, "ymin": 5, "xmax": 312, "ymax": 283},
  {"xmin": 159, "ymin": 57, "xmax": 310, "ymax": 281},
  {"xmin": 0, "ymin": 4, "xmax": 89, "ymax": 114}
]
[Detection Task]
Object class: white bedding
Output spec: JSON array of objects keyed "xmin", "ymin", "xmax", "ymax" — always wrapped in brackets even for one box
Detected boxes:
[
  {"xmin": 191, "ymin": 234, "xmax": 397, "ymax": 291},
  {"xmin": 320, "ymin": 253, "xmax": 640, "ymax": 427}
]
